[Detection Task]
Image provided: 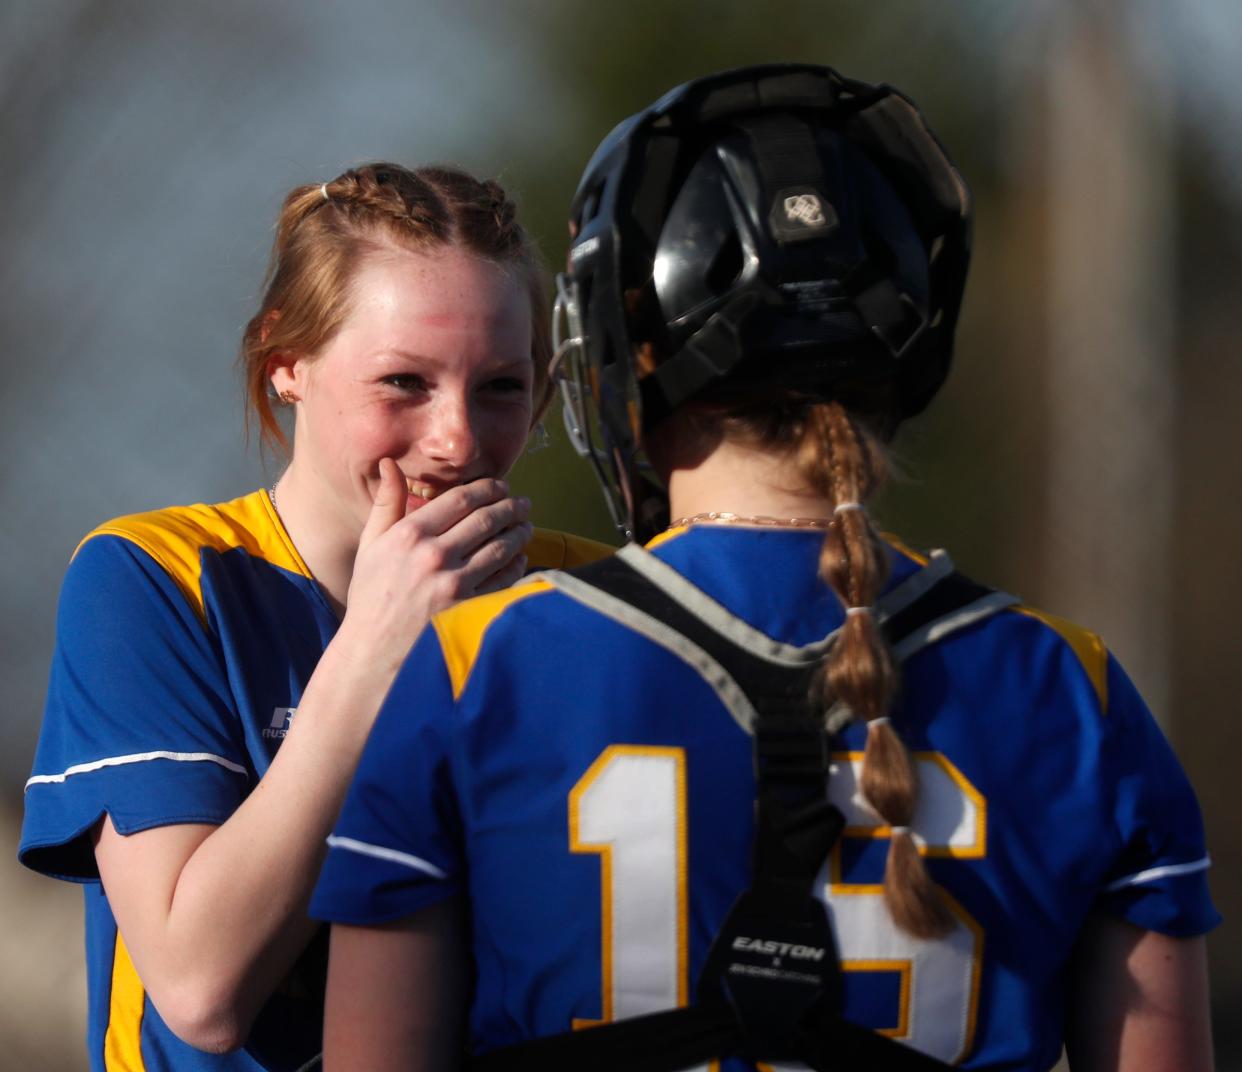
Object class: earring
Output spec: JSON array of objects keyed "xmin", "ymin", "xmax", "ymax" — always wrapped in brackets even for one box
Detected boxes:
[
  {"xmin": 527, "ymin": 422, "xmax": 550, "ymax": 454},
  {"xmin": 278, "ymin": 390, "xmax": 299, "ymax": 406}
]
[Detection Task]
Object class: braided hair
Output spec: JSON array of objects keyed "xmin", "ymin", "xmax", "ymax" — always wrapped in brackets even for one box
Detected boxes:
[
  {"xmin": 240, "ymin": 161, "xmax": 551, "ymax": 455},
  {"xmin": 799, "ymin": 402, "xmax": 954, "ymax": 939},
  {"xmin": 707, "ymin": 396, "xmax": 954, "ymax": 940}
]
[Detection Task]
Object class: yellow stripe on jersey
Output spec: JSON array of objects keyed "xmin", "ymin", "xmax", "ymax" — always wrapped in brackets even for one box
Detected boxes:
[
  {"xmin": 1014, "ymin": 605, "xmax": 1109, "ymax": 711},
  {"xmin": 103, "ymin": 932, "xmax": 146, "ymax": 1071},
  {"xmin": 644, "ymin": 526, "xmax": 688, "ymax": 551},
  {"xmin": 527, "ymin": 527, "xmax": 616, "ymax": 569},
  {"xmin": 434, "ymin": 578, "xmax": 555, "ymax": 699},
  {"xmin": 80, "ymin": 491, "xmax": 310, "ymax": 622},
  {"xmin": 881, "ymin": 532, "xmax": 930, "ymax": 565},
  {"xmin": 433, "ymin": 528, "xmax": 612, "ymax": 699}
]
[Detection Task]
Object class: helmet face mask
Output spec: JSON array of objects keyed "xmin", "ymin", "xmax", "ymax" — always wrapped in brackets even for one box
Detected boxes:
[
  {"xmin": 552, "ymin": 269, "xmax": 668, "ymax": 540},
  {"xmin": 551, "ymin": 273, "xmax": 633, "ymax": 535},
  {"xmin": 557, "ymin": 63, "xmax": 971, "ymax": 542}
]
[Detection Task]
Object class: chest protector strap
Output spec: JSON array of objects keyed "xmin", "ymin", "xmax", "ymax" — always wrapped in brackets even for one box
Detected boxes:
[{"xmin": 468, "ymin": 545, "xmax": 1016, "ymax": 1072}]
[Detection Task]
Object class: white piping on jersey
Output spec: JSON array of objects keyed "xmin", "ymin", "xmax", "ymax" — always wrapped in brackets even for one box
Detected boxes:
[
  {"xmin": 325, "ymin": 835, "xmax": 449, "ymax": 880},
  {"xmin": 25, "ymin": 749, "xmax": 248, "ymax": 789},
  {"xmin": 1103, "ymin": 855, "xmax": 1211, "ymax": 892},
  {"xmin": 615, "ymin": 542, "xmax": 962, "ymax": 665}
]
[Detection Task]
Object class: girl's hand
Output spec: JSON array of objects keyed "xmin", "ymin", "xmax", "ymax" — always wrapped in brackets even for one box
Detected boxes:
[{"xmin": 335, "ymin": 458, "xmax": 532, "ymax": 673}]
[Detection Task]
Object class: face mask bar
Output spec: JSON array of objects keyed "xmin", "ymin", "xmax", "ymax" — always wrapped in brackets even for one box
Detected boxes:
[
  {"xmin": 550, "ymin": 273, "xmax": 589, "ymax": 456},
  {"xmin": 550, "ymin": 273, "xmax": 631, "ymax": 535}
]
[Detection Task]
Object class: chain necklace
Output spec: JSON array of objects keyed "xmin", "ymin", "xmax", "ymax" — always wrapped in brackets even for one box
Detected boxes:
[{"xmin": 669, "ymin": 510, "xmax": 835, "ymax": 530}]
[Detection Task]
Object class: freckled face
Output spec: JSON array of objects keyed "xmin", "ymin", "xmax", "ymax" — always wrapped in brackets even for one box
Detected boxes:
[{"xmin": 286, "ymin": 246, "xmax": 534, "ymax": 539}]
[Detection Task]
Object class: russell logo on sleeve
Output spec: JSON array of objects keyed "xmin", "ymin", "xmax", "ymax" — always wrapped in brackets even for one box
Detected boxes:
[{"xmin": 263, "ymin": 707, "xmax": 297, "ymax": 740}]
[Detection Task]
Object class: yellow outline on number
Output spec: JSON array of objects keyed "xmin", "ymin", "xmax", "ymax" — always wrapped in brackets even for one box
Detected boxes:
[
  {"xmin": 827, "ymin": 750, "xmax": 987, "ymax": 1062},
  {"xmin": 569, "ymin": 745, "xmax": 688, "ymax": 1030},
  {"xmin": 841, "ymin": 958, "xmax": 914, "ymax": 1037}
]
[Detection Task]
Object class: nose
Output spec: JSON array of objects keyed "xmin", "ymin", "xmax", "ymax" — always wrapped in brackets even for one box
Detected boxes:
[{"xmin": 420, "ymin": 392, "xmax": 481, "ymax": 470}]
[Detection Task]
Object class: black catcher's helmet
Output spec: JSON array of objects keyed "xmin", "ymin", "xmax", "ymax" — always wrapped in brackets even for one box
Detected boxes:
[{"xmin": 552, "ymin": 64, "xmax": 972, "ymax": 541}]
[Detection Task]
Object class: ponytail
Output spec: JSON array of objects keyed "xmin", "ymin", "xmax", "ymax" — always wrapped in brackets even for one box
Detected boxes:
[{"xmin": 800, "ymin": 402, "xmax": 954, "ymax": 940}]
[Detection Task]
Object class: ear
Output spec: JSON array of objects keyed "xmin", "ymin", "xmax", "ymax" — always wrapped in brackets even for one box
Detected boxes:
[
  {"xmin": 261, "ymin": 309, "xmax": 307, "ymax": 400},
  {"xmin": 266, "ymin": 351, "xmax": 310, "ymax": 400}
]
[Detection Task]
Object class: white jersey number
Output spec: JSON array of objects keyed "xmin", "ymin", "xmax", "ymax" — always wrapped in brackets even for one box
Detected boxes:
[{"xmin": 570, "ymin": 746, "xmax": 985, "ymax": 1066}]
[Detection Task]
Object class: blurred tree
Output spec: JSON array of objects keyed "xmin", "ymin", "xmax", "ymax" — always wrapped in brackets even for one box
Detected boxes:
[{"xmin": 484, "ymin": 0, "xmax": 1017, "ymax": 550}]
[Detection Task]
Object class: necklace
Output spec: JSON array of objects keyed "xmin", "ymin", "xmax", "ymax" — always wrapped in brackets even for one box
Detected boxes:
[
  {"xmin": 268, "ymin": 481, "xmax": 279, "ymax": 511},
  {"xmin": 669, "ymin": 511, "xmax": 835, "ymax": 530}
]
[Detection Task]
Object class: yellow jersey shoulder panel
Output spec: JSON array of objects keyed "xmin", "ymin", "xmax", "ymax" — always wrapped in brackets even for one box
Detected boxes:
[
  {"xmin": 1011, "ymin": 604, "xmax": 1109, "ymax": 711},
  {"xmin": 78, "ymin": 490, "xmax": 309, "ymax": 620},
  {"xmin": 645, "ymin": 527, "xmax": 688, "ymax": 551},
  {"xmin": 433, "ymin": 530, "xmax": 613, "ymax": 699},
  {"xmin": 527, "ymin": 527, "xmax": 616, "ymax": 570},
  {"xmin": 433, "ymin": 578, "xmax": 556, "ymax": 699}
]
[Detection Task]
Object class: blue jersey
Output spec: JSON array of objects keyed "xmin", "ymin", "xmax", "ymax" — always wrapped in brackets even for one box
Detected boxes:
[
  {"xmin": 19, "ymin": 488, "xmax": 610, "ymax": 1072},
  {"xmin": 311, "ymin": 526, "xmax": 1219, "ymax": 1070}
]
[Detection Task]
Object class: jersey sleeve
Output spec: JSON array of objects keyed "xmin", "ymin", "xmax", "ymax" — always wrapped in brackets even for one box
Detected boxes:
[
  {"xmin": 310, "ymin": 626, "xmax": 464, "ymax": 925},
  {"xmin": 19, "ymin": 533, "xmax": 251, "ymax": 882},
  {"xmin": 1093, "ymin": 654, "xmax": 1220, "ymax": 936}
]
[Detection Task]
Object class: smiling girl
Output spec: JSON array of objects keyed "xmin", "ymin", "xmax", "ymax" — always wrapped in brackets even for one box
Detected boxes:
[{"xmin": 19, "ymin": 163, "xmax": 609, "ymax": 1072}]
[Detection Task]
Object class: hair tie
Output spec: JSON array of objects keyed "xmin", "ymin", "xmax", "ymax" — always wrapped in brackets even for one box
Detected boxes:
[
  {"xmin": 868, "ymin": 715, "xmax": 891, "ymax": 728},
  {"xmin": 320, "ymin": 183, "xmax": 330, "ymax": 202},
  {"xmin": 889, "ymin": 825, "xmax": 910, "ymax": 836},
  {"xmin": 846, "ymin": 605, "xmax": 872, "ymax": 618},
  {"xmin": 834, "ymin": 501, "xmax": 864, "ymax": 516}
]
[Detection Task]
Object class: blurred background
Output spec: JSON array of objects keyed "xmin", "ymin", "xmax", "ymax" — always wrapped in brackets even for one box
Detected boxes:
[{"xmin": 3, "ymin": 0, "xmax": 1239, "ymax": 1066}]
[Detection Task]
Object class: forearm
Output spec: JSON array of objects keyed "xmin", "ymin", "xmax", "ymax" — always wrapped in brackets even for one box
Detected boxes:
[
  {"xmin": 95, "ymin": 474, "xmax": 532, "ymax": 1049},
  {"xmin": 1064, "ymin": 916, "xmax": 1214, "ymax": 1072},
  {"xmin": 97, "ymin": 630, "xmax": 404, "ymax": 1048},
  {"xmin": 324, "ymin": 904, "xmax": 468, "ymax": 1072}
]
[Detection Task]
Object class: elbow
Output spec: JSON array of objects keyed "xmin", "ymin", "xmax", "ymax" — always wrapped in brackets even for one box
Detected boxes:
[{"xmin": 152, "ymin": 979, "xmax": 255, "ymax": 1055}]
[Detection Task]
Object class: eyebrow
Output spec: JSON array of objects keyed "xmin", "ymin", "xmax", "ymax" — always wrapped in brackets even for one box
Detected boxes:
[{"xmin": 375, "ymin": 349, "xmax": 533, "ymax": 372}]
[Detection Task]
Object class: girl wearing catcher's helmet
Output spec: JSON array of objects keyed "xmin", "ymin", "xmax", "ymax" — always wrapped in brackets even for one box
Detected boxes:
[{"xmin": 312, "ymin": 67, "xmax": 1217, "ymax": 1070}]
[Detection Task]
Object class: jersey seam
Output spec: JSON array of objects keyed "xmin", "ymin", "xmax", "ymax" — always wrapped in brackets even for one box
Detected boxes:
[
  {"xmin": 89, "ymin": 527, "xmax": 208, "ymax": 625},
  {"xmin": 259, "ymin": 488, "xmax": 316, "ymax": 580},
  {"xmin": 1007, "ymin": 604, "xmax": 1109, "ymax": 714},
  {"xmin": 435, "ymin": 580, "xmax": 556, "ymax": 700}
]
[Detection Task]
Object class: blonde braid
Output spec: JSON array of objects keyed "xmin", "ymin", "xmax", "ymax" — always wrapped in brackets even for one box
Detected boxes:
[{"xmin": 801, "ymin": 402, "xmax": 954, "ymax": 940}]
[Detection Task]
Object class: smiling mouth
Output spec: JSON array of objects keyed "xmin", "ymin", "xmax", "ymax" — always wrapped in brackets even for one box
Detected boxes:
[
  {"xmin": 407, "ymin": 479, "xmax": 440, "ymax": 500},
  {"xmin": 404, "ymin": 473, "xmax": 491, "ymax": 500}
]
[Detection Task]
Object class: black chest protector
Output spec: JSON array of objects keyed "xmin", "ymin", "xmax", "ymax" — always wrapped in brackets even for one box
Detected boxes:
[{"xmin": 468, "ymin": 543, "xmax": 1017, "ymax": 1072}]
